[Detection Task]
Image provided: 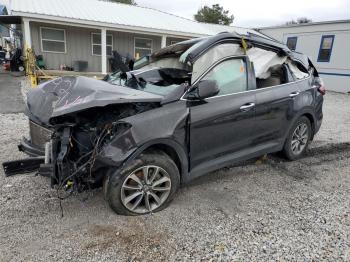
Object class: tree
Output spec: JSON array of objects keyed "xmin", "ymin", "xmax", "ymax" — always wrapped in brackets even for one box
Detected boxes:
[
  {"xmin": 194, "ymin": 4, "xmax": 234, "ymax": 25},
  {"xmin": 297, "ymin": 17, "xmax": 312, "ymax": 24},
  {"xmin": 285, "ymin": 17, "xmax": 312, "ymax": 25},
  {"xmin": 105, "ymin": 0, "xmax": 137, "ymax": 5}
]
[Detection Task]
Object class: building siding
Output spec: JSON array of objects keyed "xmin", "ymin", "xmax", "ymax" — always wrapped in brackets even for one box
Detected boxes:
[
  {"xmin": 112, "ymin": 31, "xmax": 162, "ymax": 59},
  {"xmin": 31, "ymin": 22, "xmax": 102, "ymax": 72},
  {"xmin": 30, "ymin": 22, "xmax": 163, "ymax": 72}
]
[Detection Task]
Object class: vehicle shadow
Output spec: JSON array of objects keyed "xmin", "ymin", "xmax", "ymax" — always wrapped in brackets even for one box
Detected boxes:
[{"xmin": 185, "ymin": 142, "xmax": 350, "ymax": 187}]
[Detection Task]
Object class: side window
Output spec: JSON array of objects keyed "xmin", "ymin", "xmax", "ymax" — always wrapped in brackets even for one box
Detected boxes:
[
  {"xmin": 134, "ymin": 38, "xmax": 152, "ymax": 60},
  {"xmin": 318, "ymin": 35, "xmax": 334, "ymax": 62},
  {"xmin": 286, "ymin": 37, "xmax": 297, "ymax": 51},
  {"xmin": 92, "ymin": 33, "xmax": 113, "ymax": 56},
  {"xmin": 202, "ymin": 58, "xmax": 247, "ymax": 96}
]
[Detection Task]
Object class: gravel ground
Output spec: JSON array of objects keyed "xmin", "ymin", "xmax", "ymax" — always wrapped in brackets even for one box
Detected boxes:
[{"xmin": 0, "ymin": 86, "xmax": 349, "ymax": 261}]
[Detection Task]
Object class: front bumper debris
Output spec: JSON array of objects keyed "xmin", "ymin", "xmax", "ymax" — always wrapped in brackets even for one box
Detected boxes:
[
  {"xmin": 18, "ymin": 137, "xmax": 45, "ymax": 157},
  {"xmin": 2, "ymin": 157, "xmax": 45, "ymax": 177}
]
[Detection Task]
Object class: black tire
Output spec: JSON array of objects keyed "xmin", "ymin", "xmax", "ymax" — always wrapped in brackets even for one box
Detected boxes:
[
  {"xmin": 283, "ymin": 116, "xmax": 312, "ymax": 160},
  {"xmin": 105, "ymin": 151, "xmax": 180, "ymax": 216}
]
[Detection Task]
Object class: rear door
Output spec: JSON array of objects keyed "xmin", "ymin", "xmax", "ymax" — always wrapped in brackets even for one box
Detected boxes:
[
  {"xmin": 187, "ymin": 57, "xmax": 256, "ymax": 175},
  {"xmin": 253, "ymin": 65, "xmax": 304, "ymax": 147}
]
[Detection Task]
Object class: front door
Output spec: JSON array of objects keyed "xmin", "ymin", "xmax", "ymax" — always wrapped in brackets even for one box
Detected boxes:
[{"xmin": 188, "ymin": 57, "xmax": 256, "ymax": 176}]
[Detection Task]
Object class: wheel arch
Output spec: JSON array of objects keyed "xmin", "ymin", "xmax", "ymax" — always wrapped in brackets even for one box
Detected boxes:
[
  {"xmin": 284, "ymin": 109, "xmax": 316, "ymax": 142},
  {"xmin": 124, "ymin": 139, "xmax": 189, "ymax": 183},
  {"xmin": 302, "ymin": 112, "xmax": 316, "ymax": 140}
]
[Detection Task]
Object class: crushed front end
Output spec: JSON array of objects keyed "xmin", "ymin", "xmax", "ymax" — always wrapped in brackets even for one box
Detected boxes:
[
  {"xmin": 18, "ymin": 120, "xmax": 52, "ymax": 157},
  {"xmin": 3, "ymin": 76, "xmax": 162, "ymax": 192}
]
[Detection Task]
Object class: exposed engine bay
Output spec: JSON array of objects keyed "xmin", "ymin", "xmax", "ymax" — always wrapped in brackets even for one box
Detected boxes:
[{"xmin": 46, "ymin": 102, "xmax": 159, "ymax": 191}]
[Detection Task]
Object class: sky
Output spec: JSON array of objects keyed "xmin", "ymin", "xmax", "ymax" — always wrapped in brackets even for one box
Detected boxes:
[
  {"xmin": 0, "ymin": 0, "xmax": 349, "ymax": 27},
  {"xmin": 136, "ymin": 0, "xmax": 350, "ymax": 27}
]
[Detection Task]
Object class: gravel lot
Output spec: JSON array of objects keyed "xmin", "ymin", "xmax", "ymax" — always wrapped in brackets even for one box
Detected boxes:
[{"xmin": 0, "ymin": 77, "xmax": 349, "ymax": 261}]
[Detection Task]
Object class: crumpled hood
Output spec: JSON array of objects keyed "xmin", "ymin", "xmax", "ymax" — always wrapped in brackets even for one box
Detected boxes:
[{"xmin": 26, "ymin": 76, "xmax": 163, "ymax": 125}]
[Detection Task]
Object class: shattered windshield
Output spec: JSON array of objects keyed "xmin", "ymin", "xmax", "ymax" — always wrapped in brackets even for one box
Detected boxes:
[
  {"xmin": 107, "ymin": 38, "xmax": 207, "ymax": 96},
  {"xmin": 108, "ymin": 67, "xmax": 191, "ymax": 96},
  {"xmin": 133, "ymin": 55, "xmax": 150, "ymax": 70}
]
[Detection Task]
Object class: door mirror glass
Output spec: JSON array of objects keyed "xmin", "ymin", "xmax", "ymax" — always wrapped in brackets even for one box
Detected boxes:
[{"xmin": 196, "ymin": 80, "xmax": 220, "ymax": 99}]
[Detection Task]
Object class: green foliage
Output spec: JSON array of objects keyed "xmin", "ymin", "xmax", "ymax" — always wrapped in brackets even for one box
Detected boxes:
[
  {"xmin": 106, "ymin": 0, "xmax": 137, "ymax": 5},
  {"xmin": 194, "ymin": 4, "xmax": 234, "ymax": 25},
  {"xmin": 285, "ymin": 17, "xmax": 312, "ymax": 25}
]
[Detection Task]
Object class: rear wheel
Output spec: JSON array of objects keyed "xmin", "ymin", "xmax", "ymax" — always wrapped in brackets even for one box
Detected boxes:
[
  {"xmin": 283, "ymin": 116, "xmax": 312, "ymax": 160},
  {"xmin": 105, "ymin": 151, "xmax": 180, "ymax": 215}
]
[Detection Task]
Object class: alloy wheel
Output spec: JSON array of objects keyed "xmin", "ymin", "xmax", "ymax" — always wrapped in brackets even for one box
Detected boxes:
[
  {"xmin": 291, "ymin": 123, "xmax": 309, "ymax": 155},
  {"xmin": 120, "ymin": 165, "xmax": 172, "ymax": 214}
]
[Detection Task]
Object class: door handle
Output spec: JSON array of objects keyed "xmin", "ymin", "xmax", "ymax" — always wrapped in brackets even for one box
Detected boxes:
[
  {"xmin": 240, "ymin": 102, "xmax": 255, "ymax": 111},
  {"xmin": 289, "ymin": 91, "xmax": 300, "ymax": 97}
]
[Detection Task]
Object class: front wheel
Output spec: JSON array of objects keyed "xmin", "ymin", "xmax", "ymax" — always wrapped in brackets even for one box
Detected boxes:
[
  {"xmin": 105, "ymin": 151, "xmax": 180, "ymax": 216},
  {"xmin": 283, "ymin": 116, "xmax": 312, "ymax": 160}
]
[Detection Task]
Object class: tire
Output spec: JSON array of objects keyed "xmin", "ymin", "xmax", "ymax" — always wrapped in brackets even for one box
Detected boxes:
[
  {"xmin": 105, "ymin": 151, "xmax": 180, "ymax": 216},
  {"xmin": 283, "ymin": 116, "xmax": 312, "ymax": 160}
]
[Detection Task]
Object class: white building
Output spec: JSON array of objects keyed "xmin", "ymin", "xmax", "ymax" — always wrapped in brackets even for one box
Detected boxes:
[{"xmin": 259, "ymin": 20, "xmax": 350, "ymax": 93}]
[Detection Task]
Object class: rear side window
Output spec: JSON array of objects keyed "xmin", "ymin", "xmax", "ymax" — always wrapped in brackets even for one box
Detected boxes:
[
  {"xmin": 318, "ymin": 35, "xmax": 334, "ymax": 62},
  {"xmin": 202, "ymin": 58, "xmax": 247, "ymax": 96},
  {"xmin": 286, "ymin": 37, "xmax": 298, "ymax": 51}
]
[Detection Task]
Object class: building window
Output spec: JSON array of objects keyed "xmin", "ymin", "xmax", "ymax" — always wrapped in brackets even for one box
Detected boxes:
[
  {"xmin": 134, "ymin": 37, "xmax": 152, "ymax": 59},
  {"xmin": 286, "ymin": 37, "xmax": 297, "ymax": 51},
  {"xmin": 170, "ymin": 40, "xmax": 179, "ymax": 45},
  {"xmin": 40, "ymin": 27, "xmax": 66, "ymax": 53},
  {"xmin": 92, "ymin": 33, "xmax": 113, "ymax": 56},
  {"xmin": 318, "ymin": 35, "xmax": 335, "ymax": 62}
]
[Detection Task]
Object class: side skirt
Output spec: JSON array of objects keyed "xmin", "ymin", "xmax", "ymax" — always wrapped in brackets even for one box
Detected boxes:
[{"xmin": 186, "ymin": 143, "xmax": 282, "ymax": 182}]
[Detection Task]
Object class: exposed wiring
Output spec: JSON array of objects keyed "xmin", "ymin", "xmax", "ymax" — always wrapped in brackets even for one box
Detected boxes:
[{"xmin": 55, "ymin": 125, "xmax": 111, "ymax": 217}]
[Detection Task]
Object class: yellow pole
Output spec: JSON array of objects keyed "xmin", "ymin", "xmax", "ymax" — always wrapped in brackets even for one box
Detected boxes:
[{"xmin": 24, "ymin": 44, "xmax": 37, "ymax": 87}]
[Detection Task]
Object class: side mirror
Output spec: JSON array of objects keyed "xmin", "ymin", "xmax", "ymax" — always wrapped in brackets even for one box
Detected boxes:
[
  {"xmin": 185, "ymin": 80, "xmax": 219, "ymax": 100},
  {"xmin": 196, "ymin": 80, "xmax": 219, "ymax": 99}
]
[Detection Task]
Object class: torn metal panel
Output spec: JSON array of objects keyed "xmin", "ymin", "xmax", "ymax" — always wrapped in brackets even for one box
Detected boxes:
[
  {"xmin": 152, "ymin": 38, "xmax": 204, "ymax": 60},
  {"xmin": 287, "ymin": 60, "xmax": 310, "ymax": 79},
  {"xmin": 26, "ymin": 76, "xmax": 163, "ymax": 125},
  {"xmin": 2, "ymin": 158, "xmax": 44, "ymax": 176},
  {"xmin": 99, "ymin": 101, "xmax": 189, "ymax": 165}
]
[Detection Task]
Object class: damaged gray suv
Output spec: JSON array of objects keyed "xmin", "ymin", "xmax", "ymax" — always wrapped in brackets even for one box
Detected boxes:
[{"xmin": 3, "ymin": 32, "xmax": 325, "ymax": 215}]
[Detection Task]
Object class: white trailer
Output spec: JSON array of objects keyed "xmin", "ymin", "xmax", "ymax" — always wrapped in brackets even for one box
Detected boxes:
[{"xmin": 259, "ymin": 20, "xmax": 350, "ymax": 93}]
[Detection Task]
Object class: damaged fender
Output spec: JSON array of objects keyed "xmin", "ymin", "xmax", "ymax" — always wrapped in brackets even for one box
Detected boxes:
[{"xmin": 98, "ymin": 101, "xmax": 190, "ymax": 179}]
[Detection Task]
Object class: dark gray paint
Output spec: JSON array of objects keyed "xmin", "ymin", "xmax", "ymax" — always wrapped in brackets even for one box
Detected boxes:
[{"xmin": 26, "ymin": 76, "xmax": 162, "ymax": 124}]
